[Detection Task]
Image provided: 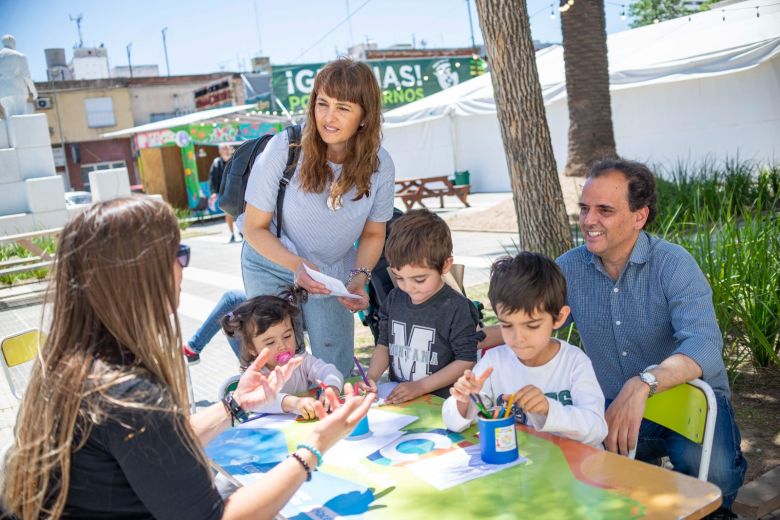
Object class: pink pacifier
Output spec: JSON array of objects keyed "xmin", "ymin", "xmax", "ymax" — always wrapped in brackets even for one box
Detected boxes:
[{"xmin": 275, "ymin": 352, "xmax": 293, "ymax": 365}]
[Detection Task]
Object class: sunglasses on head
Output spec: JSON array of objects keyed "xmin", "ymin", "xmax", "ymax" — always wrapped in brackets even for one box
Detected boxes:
[{"xmin": 177, "ymin": 244, "xmax": 191, "ymax": 268}]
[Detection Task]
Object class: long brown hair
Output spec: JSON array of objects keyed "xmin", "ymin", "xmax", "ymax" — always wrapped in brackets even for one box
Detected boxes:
[
  {"xmin": 298, "ymin": 58, "xmax": 383, "ymax": 208},
  {"xmin": 2, "ymin": 197, "xmax": 204, "ymax": 519}
]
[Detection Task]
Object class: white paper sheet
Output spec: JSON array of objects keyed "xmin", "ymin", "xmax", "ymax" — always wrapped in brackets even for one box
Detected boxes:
[
  {"xmin": 406, "ymin": 444, "xmax": 527, "ymax": 490},
  {"xmin": 303, "ymin": 264, "xmax": 362, "ymax": 299},
  {"xmin": 373, "ymin": 381, "xmax": 399, "ymax": 406},
  {"xmin": 322, "ymin": 409, "xmax": 418, "ymax": 467}
]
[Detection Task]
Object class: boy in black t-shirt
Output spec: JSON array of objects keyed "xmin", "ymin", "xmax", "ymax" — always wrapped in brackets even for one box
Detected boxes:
[{"xmin": 357, "ymin": 209, "xmax": 483, "ymax": 403}]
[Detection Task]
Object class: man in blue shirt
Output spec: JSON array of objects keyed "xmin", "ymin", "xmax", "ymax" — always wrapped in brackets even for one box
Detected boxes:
[{"xmin": 557, "ymin": 158, "xmax": 746, "ymax": 517}]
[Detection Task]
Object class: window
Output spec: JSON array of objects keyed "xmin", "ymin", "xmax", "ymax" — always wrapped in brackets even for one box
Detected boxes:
[
  {"xmin": 84, "ymin": 97, "xmax": 116, "ymax": 128},
  {"xmin": 80, "ymin": 160, "xmax": 126, "ymax": 191}
]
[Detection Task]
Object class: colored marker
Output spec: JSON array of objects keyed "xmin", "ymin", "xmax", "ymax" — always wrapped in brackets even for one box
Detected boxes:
[
  {"xmin": 353, "ymin": 355, "xmax": 370, "ymax": 386},
  {"xmin": 504, "ymin": 394, "xmax": 516, "ymax": 419},
  {"xmin": 470, "ymin": 394, "xmax": 491, "ymax": 418}
]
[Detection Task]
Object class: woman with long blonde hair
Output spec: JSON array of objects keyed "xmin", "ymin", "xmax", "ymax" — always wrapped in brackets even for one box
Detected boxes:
[
  {"xmin": 2, "ymin": 197, "xmax": 373, "ymax": 519},
  {"xmin": 240, "ymin": 58, "xmax": 395, "ymax": 377}
]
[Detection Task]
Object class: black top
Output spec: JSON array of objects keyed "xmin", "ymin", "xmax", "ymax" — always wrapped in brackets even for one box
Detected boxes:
[
  {"xmin": 61, "ymin": 376, "xmax": 224, "ymax": 519},
  {"xmin": 377, "ymin": 284, "xmax": 483, "ymax": 398},
  {"xmin": 209, "ymin": 157, "xmax": 226, "ymax": 196}
]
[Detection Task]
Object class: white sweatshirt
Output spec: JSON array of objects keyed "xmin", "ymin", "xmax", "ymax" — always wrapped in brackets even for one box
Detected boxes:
[
  {"xmin": 442, "ymin": 340, "xmax": 608, "ymax": 448},
  {"xmin": 254, "ymin": 353, "xmax": 343, "ymax": 414}
]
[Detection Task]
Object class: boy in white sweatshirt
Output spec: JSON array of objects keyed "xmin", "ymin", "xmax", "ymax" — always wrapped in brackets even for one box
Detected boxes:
[{"xmin": 442, "ymin": 252, "xmax": 607, "ymax": 448}]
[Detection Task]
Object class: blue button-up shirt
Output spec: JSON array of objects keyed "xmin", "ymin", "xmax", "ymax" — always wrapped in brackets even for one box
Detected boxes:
[{"xmin": 557, "ymin": 232, "xmax": 730, "ymax": 400}]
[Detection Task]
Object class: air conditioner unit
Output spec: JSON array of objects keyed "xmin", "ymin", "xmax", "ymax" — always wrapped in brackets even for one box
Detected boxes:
[{"xmin": 36, "ymin": 97, "xmax": 53, "ymax": 109}]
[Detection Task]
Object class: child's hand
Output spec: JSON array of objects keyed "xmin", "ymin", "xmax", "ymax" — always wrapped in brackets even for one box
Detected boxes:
[
  {"xmin": 385, "ymin": 380, "xmax": 424, "ymax": 404},
  {"xmin": 296, "ymin": 396, "xmax": 319, "ymax": 420},
  {"xmin": 512, "ymin": 385, "xmax": 549, "ymax": 416},
  {"xmin": 356, "ymin": 378, "xmax": 377, "ymax": 395},
  {"xmin": 318, "ymin": 386, "xmax": 341, "ymax": 412},
  {"xmin": 450, "ymin": 367, "xmax": 493, "ymax": 404}
]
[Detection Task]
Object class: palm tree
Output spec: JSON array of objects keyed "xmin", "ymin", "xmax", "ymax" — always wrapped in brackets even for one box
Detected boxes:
[
  {"xmin": 560, "ymin": 0, "xmax": 617, "ymax": 177},
  {"xmin": 475, "ymin": 0, "xmax": 572, "ymax": 257}
]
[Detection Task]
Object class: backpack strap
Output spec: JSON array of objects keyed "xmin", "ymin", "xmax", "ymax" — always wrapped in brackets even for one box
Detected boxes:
[{"xmin": 275, "ymin": 124, "xmax": 303, "ymax": 238}]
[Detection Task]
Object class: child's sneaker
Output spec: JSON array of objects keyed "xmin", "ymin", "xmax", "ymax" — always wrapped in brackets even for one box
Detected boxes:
[{"xmin": 183, "ymin": 344, "xmax": 200, "ymax": 364}]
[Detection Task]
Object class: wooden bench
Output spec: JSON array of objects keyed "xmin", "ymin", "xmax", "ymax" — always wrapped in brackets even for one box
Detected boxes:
[{"xmin": 394, "ymin": 176, "xmax": 471, "ymax": 210}]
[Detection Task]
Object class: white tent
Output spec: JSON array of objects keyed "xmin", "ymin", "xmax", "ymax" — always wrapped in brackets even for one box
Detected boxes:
[{"xmin": 382, "ymin": 0, "xmax": 780, "ymax": 192}]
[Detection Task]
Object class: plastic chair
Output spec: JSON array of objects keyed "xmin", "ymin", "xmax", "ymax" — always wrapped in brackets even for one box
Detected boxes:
[
  {"xmin": 628, "ymin": 378, "xmax": 717, "ymax": 481},
  {"xmin": 1, "ymin": 329, "xmax": 42, "ymax": 400}
]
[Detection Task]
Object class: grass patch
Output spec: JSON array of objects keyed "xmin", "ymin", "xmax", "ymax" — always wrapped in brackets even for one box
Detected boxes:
[{"xmin": 0, "ymin": 236, "xmax": 57, "ymax": 285}]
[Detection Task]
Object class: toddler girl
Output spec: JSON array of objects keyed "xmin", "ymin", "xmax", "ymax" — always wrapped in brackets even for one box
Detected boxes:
[{"xmin": 221, "ymin": 288, "xmax": 343, "ymax": 418}]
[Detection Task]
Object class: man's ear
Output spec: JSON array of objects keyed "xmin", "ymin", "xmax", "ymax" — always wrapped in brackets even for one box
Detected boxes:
[{"xmin": 634, "ymin": 206, "xmax": 649, "ymax": 230}]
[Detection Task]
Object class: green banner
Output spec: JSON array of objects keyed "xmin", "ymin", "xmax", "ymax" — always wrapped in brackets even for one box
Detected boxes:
[{"xmin": 272, "ymin": 57, "xmax": 486, "ymax": 113}]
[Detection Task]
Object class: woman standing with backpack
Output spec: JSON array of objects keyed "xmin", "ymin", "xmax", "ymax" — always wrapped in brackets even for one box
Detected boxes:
[{"xmin": 239, "ymin": 58, "xmax": 395, "ymax": 377}]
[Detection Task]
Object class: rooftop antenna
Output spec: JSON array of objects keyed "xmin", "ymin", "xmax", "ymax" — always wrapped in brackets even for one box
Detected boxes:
[{"xmin": 69, "ymin": 13, "xmax": 84, "ymax": 48}]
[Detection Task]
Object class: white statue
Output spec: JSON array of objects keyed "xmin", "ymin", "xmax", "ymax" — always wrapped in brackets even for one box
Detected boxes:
[{"xmin": 0, "ymin": 34, "xmax": 38, "ymax": 119}]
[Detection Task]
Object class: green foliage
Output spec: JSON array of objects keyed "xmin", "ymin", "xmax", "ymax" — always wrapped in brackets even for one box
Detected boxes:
[
  {"xmin": 0, "ymin": 236, "xmax": 57, "ymax": 285},
  {"xmin": 651, "ymin": 159, "xmax": 780, "ymax": 377},
  {"xmin": 172, "ymin": 207, "xmax": 192, "ymax": 231},
  {"xmin": 629, "ymin": 0, "xmax": 695, "ymax": 28}
]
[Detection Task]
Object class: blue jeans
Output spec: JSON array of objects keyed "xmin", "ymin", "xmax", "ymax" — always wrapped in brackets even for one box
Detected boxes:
[
  {"xmin": 187, "ymin": 290, "xmax": 245, "ymax": 359},
  {"xmin": 606, "ymin": 392, "xmax": 747, "ymax": 508},
  {"xmin": 241, "ymin": 242, "xmax": 355, "ymax": 377}
]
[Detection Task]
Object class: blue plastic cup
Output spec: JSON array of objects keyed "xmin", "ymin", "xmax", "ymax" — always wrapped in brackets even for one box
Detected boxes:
[
  {"xmin": 347, "ymin": 415, "xmax": 370, "ymax": 439},
  {"xmin": 478, "ymin": 412, "xmax": 518, "ymax": 464}
]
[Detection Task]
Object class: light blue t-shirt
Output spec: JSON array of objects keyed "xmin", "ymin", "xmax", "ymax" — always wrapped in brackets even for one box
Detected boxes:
[{"xmin": 239, "ymin": 129, "xmax": 396, "ymax": 281}]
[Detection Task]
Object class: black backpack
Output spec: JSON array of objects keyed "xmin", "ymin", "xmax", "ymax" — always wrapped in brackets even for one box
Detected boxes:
[{"xmin": 217, "ymin": 125, "xmax": 302, "ymax": 238}]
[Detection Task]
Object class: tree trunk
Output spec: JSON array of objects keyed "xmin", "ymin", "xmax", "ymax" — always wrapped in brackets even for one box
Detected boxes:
[
  {"xmin": 561, "ymin": 0, "xmax": 617, "ymax": 177},
  {"xmin": 475, "ymin": 0, "xmax": 572, "ymax": 257}
]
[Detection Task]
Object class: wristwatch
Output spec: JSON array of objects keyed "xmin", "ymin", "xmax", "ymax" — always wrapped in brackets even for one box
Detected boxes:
[{"xmin": 639, "ymin": 365, "xmax": 659, "ymax": 397}]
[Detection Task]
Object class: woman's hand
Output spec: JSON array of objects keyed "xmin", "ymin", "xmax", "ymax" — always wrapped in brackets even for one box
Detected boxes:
[
  {"xmin": 305, "ymin": 382, "xmax": 374, "ymax": 454},
  {"xmin": 294, "ymin": 260, "xmax": 330, "ymax": 295},
  {"xmin": 234, "ymin": 348, "xmax": 303, "ymax": 412},
  {"xmin": 318, "ymin": 386, "xmax": 342, "ymax": 412},
  {"xmin": 338, "ymin": 275, "xmax": 369, "ymax": 312}
]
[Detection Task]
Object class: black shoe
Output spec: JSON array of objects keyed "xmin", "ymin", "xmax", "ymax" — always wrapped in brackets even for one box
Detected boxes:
[
  {"xmin": 703, "ymin": 507, "xmax": 737, "ymax": 519},
  {"xmin": 183, "ymin": 345, "xmax": 200, "ymax": 364},
  {"xmin": 228, "ymin": 235, "xmax": 237, "ymax": 244}
]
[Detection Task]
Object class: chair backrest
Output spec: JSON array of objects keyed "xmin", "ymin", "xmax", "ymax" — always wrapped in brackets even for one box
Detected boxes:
[
  {"xmin": 644, "ymin": 380, "xmax": 710, "ymax": 444},
  {"xmin": 1, "ymin": 329, "xmax": 42, "ymax": 400},
  {"xmin": 637, "ymin": 378, "xmax": 718, "ymax": 481}
]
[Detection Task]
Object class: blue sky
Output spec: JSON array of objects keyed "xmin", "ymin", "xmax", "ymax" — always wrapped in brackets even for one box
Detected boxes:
[{"xmin": 1, "ymin": 0, "xmax": 633, "ymax": 81}]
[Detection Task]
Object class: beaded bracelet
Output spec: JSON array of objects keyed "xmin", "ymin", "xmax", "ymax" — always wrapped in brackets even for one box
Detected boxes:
[
  {"xmin": 290, "ymin": 452, "xmax": 312, "ymax": 481},
  {"xmin": 296, "ymin": 443, "xmax": 323, "ymax": 467},
  {"xmin": 347, "ymin": 267, "xmax": 372, "ymax": 286}
]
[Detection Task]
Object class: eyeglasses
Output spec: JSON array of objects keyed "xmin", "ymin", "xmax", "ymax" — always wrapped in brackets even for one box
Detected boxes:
[{"xmin": 176, "ymin": 244, "xmax": 191, "ymax": 268}]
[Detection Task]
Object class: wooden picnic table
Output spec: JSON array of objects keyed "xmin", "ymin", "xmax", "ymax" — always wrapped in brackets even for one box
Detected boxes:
[
  {"xmin": 211, "ymin": 394, "xmax": 722, "ymax": 519},
  {"xmin": 394, "ymin": 175, "xmax": 471, "ymax": 210}
]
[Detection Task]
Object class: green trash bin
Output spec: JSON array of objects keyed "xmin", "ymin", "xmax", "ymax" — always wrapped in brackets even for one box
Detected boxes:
[{"xmin": 454, "ymin": 170, "xmax": 470, "ymax": 185}]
